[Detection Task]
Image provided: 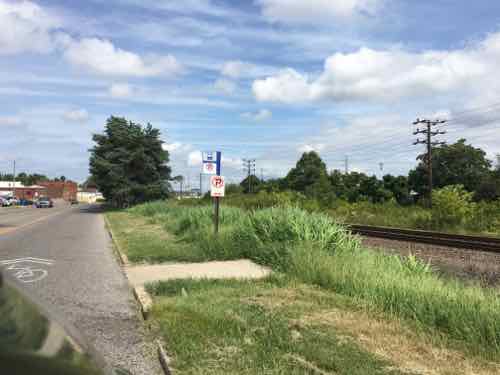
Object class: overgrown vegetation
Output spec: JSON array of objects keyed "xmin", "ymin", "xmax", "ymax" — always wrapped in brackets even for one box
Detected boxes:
[
  {"xmin": 204, "ymin": 187, "xmax": 500, "ymax": 234},
  {"xmin": 147, "ymin": 279, "xmax": 403, "ymax": 375},
  {"xmin": 147, "ymin": 278, "xmax": 499, "ymax": 375},
  {"xmin": 113, "ymin": 201, "xmax": 500, "ymax": 358}
]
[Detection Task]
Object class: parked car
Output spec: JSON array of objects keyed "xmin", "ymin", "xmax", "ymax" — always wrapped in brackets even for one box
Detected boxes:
[
  {"xmin": 9, "ymin": 198, "xmax": 18, "ymax": 205},
  {"xmin": 18, "ymin": 199, "xmax": 34, "ymax": 206},
  {"xmin": 0, "ymin": 197, "xmax": 7, "ymax": 206},
  {"xmin": 36, "ymin": 197, "xmax": 54, "ymax": 208}
]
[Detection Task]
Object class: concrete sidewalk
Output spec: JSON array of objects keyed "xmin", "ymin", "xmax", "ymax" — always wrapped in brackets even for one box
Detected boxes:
[{"xmin": 126, "ymin": 259, "xmax": 271, "ymax": 286}]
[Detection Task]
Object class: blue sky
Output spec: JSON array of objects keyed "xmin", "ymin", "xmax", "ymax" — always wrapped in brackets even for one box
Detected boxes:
[{"xmin": 1, "ymin": 0, "xmax": 500, "ymax": 189}]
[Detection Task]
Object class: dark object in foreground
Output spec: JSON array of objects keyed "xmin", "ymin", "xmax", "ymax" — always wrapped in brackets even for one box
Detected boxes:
[
  {"xmin": 349, "ymin": 224, "xmax": 500, "ymax": 253},
  {"xmin": 0, "ymin": 273, "xmax": 131, "ymax": 375}
]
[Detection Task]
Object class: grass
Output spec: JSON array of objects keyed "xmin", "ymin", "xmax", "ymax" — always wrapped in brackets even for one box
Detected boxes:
[
  {"xmin": 147, "ymin": 278, "xmax": 404, "ymax": 375},
  {"xmin": 147, "ymin": 278, "xmax": 499, "ymax": 375},
  {"xmin": 106, "ymin": 201, "xmax": 500, "ymax": 363}
]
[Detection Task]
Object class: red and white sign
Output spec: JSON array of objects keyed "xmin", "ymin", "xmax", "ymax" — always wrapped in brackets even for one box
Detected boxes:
[
  {"xmin": 210, "ymin": 176, "xmax": 225, "ymax": 197},
  {"xmin": 203, "ymin": 161, "xmax": 217, "ymax": 175}
]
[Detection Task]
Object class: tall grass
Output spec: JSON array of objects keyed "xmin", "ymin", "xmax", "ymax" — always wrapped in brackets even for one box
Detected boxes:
[{"xmin": 130, "ymin": 201, "xmax": 500, "ymax": 356}]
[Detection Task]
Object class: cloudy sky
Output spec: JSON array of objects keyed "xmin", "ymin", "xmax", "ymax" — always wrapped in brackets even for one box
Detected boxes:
[{"xmin": 1, "ymin": 0, "xmax": 500, "ymax": 189}]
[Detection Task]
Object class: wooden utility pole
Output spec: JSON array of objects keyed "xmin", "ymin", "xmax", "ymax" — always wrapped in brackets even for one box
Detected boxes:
[
  {"xmin": 413, "ymin": 119, "xmax": 446, "ymax": 207},
  {"xmin": 242, "ymin": 159, "xmax": 256, "ymax": 193},
  {"xmin": 12, "ymin": 160, "xmax": 16, "ymax": 199}
]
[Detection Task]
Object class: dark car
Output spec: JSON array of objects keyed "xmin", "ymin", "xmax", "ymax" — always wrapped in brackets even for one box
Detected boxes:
[
  {"xmin": 1, "ymin": 272, "xmax": 131, "ymax": 374},
  {"xmin": 36, "ymin": 198, "xmax": 54, "ymax": 208}
]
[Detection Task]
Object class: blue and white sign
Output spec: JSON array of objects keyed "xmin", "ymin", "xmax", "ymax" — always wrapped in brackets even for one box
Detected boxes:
[{"xmin": 202, "ymin": 151, "xmax": 221, "ymax": 175}]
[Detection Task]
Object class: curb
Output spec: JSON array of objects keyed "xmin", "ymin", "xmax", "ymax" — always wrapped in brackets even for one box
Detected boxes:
[
  {"xmin": 103, "ymin": 213, "xmax": 173, "ymax": 375},
  {"xmin": 157, "ymin": 340, "xmax": 172, "ymax": 375},
  {"xmin": 133, "ymin": 285, "xmax": 153, "ymax": 320},
  {"xmin": 103, "ymin": 215, "xmax": 130, "ymax": 266}
]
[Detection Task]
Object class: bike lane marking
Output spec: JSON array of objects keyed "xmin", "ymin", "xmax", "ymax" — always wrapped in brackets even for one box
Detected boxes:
[{"xmin": 0, "ymin": 257, "xmax": 54, "ymax": 283}]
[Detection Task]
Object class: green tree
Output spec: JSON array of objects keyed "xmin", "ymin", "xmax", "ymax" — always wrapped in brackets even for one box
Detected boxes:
[
  {"xmin": 240, "ymin": 175, "xmax": 262, "ymax": 194},
  {"xmin": 383, "ymin": 174, "xmax": 410, "ymax": 204},
  {"xmin": 285, "ymin": 151, "xmax": 332, "ymax": 198},
  {"xmin": 409, "ymin": 139, "xmax": 492, "ymax": 196},
  {"xmin": 89, "ymin": 116, "xmax": 171, "ymax": 207}
]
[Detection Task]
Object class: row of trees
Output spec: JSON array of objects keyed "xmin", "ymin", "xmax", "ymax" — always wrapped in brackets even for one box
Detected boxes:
[
  {"xmin": 233, "ymin": 139, "xmax": 500, "ymax": 205},
  {"xmin": 86, "ymin": 116, "xmax": 498, "ymax": 208},
  {"xmin": 0, "ymin": 172, "xmax": 70, "ymax": 186}
]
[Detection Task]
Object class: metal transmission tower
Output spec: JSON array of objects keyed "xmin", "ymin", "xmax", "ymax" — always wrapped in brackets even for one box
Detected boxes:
[
  {"xmin": 413, "ymin": 118, "xmax": 447, "ymax": 207},
  {"xmin": 242, "ymin": 159, "xmax": 256, "ymax": 193}
]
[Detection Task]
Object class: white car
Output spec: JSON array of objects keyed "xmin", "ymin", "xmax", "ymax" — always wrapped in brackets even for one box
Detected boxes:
[{"xmin": 0, "ymin": 197, "xmax": 11, "ymax": 206}]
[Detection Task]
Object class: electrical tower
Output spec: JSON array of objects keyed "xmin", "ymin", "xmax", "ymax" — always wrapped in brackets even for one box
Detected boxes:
[
  {"xmin": 413, "ymin": 118, "xmax": 447, "ymax": 207},
  {"xmin": 242, "ymin": 159, "xmax": 256, "ymax": 193}
]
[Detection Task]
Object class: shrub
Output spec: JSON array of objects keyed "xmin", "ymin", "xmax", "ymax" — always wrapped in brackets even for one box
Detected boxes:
[{"xmin": 431, "ymin": 185, "xmax": 474, "ymax": 229}]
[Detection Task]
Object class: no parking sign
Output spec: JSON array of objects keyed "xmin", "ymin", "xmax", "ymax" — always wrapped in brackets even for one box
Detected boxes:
[{"xmin": 210, "ymin": 176, "xmax": 225, "ymax": 197}]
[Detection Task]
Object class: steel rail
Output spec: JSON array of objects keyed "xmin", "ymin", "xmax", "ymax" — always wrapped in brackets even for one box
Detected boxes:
[{"xmin": 348, "ymin": 224, "xmax": 500, "ymax": 254}]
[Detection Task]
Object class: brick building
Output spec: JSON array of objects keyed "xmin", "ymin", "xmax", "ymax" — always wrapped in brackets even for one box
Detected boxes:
[
  {"xmin": 38, "ymin": 181, "xmax": 78, "ymax": 201},
  {"xmin": 0, "ymin": 181, "xmax": 47, "ymax": 200}
]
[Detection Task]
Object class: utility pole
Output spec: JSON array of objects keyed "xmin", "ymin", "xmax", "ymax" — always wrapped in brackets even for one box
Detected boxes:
[
  {"xmin": 260, "ymin": 168, "xmax": 264, "ymax": 182},
  {"xmin": 413, "ymin": 118, "xmax": 446, "ymax": 207},
  {"xmin": 344, "ymin": 156, "xmax": 349, "ymax": 174},
  {"xmin": 242, "ymin": 159, "xmax": 256, "ymax": 193},
  {"xmin": 12, "ymin": 160, "xmax": 16, "ymax": 199}
]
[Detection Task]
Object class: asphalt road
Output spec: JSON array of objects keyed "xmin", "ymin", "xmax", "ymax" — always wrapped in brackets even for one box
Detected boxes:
[{"xmin": 0, "ymin": 203, "xmax": 162, "ymax": 375}]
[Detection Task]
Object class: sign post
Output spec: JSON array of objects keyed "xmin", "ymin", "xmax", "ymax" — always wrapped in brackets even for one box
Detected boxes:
[
  {"xmin": 205, "ymin": 151, "xmax": 223, "ymax": 235},
  {"xmin": 210, "ymin": 174, "xmax": 224, "ymax": 235}
]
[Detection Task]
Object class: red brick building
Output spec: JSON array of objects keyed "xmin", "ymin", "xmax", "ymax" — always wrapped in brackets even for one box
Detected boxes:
[
  {"xmin": 0, "ymin": 182, "xmax": 47, "ymax": 200},
  {"xmin": 38, "ymin": 181, "xmax": 78, "ymax": 201}
]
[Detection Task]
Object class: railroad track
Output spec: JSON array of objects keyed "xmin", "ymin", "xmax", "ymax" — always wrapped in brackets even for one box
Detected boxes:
[{"xmin": 348, "ymin": 224, "xmax": 500, "ymax": 254}]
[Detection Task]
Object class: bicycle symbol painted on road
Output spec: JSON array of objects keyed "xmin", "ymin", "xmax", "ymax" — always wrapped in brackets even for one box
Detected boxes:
[{"xmin": 0, "ymin": 257, "xmax": 54, "ymax": 283}]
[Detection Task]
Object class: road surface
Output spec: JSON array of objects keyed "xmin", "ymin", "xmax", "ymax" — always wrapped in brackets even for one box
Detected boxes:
[{"xmin": 0, "ymin": 203, "xmax": 162, "ymax": 374}]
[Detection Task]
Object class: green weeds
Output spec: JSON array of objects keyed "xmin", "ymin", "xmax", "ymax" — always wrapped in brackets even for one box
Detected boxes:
[{"xmin": 122, "ymin": 201, "xmax": 500, "ymax": 358}]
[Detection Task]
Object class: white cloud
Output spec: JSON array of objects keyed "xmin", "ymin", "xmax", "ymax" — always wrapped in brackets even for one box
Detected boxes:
[
  {"xmin": 298, "ymin": 143, "xmax": 325, "ymax": 153},
  {"xmin": 214, "ymin": 78, "xmax": 236, "ymax": 94},
  {"xmin": 109, "ymin": 83, "xmax": 133, "ymax": 98},
  {"xmin": 187, "ymin": 150, "xmax": 203, "ymax": 167},
  {"xmin": 63, "ymin": 108, "xmax": 89, "ymax": 122},
  {"xmin": 64, "ymin": 37, "xmax": 183, "ymax": 77},
  {"xmin": 0, "ymin": 0, "xmax": 61, "ymax": 55},
  {"xmin": 257, "ymin": 0, "xmax": 382, "ymax": 24},
  {"xmin": 162, "ymin": 142, "xmax": 193, "ymax": 154},
  {"xmin": 241, "ymin": 109, "xmax": 272, "ymax": 121},
  {"xmin": 253, "ymin": 33, "xmax": 500, "ymax": 104},
  {"xmin": 221, "ymin": 155, "xmax": 243, "ymax": 169},
  {"xmin": 221, "ymin": 60, "xmax": 248, "ymax": 78},
  {"xmin": 253, "ymin": 68, "xmax": 312, "ymax": 103}
]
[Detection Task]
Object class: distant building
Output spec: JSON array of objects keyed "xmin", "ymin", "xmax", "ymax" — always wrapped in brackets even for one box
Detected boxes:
[
  {"xmin": 77, "ymin": 188, "xmax": 103, "ymax": 203},
  {"xmin": 0, "ymin": 181, "xmax": 47, "ymax": 200},
  {"xmin": 37, "ymin": 181, "xmax": 78, "ymax": 201}
]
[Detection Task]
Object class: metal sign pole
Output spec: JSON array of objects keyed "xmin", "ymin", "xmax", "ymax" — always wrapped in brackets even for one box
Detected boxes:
[{"xmin": 214, "ymin": 152, "xmax": 222, "ymax": 235}]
